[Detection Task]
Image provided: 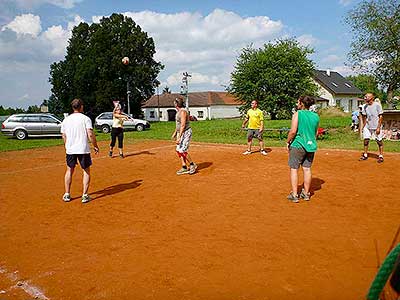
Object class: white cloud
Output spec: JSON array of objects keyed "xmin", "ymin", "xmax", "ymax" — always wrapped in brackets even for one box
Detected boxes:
[
  {"xmin": 321, "ymin": 54, "xmax": 342, "ymax": 64},
  {"xmin": 124, "ymin": 9, "xmax": 283, "ymax": 51},
  {"xmin": 332, "ymin": 65, "xmax": 356, "ymax": 76},
  {"xmin": 118, "ymin": 9, "xmax": 285, "ymax": 92},
  {"xmin": 0, "ymin": 14, "xmax": 84, "ymax": 108},
  {"xmin": 297, "ymin": 34, "xmax": 318, "ymax": 47},
  {"xmin": 2, "ymin": 14, "xmax": 42, "ymax": 37},
  {"xmin": 339, "ymin": 0, "xmax": 353, "ymax": 7},
  {"xmin": 166, "ymin": 71, "xmax": 221, "ymax": 87},
  {"xmin": 14, "ymin": 0, "xmax": 82, "ymax": 9}
]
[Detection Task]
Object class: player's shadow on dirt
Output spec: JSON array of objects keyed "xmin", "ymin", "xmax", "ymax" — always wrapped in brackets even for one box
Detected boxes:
[
  {"xmin": 311, "ymin": 177, "xmax": 325, "ymax": 194},
  {"xmin": 366, "ymin": 153, "xmax": 379, "ymax": 159},
  {"xmin": 90, "ymin": 179, "xmax": 143, "ymax": 200},
  {"xmin": 122, "ymin": 151, "xmax": 155, "ymax": 158},
  {"xmin": 196, "ymin": 162, "xmax": 213, "ymax": 171},
  {"xmin": 248, "ymin": 148, "xmax": 272, "ymax": 154}
]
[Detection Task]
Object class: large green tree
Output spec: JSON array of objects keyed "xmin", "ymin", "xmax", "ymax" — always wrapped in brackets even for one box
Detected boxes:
[
  {"xmin": 49, "ymin": 13, "xmax": 163, "ymax": 116},
  {"xmin": 229, "ymin": 39, "xmax": 317, "ymax": 120},
  {"xmin": 345, "ymin": 0, "xmax": 400, "ymax": 108},
  {"xmin": 346, "ymin": 74, "xmax": 384, "ymax": 99}
]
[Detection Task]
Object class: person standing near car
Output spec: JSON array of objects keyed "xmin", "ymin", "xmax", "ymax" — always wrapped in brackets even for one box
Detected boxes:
[
  {"xmin": 109, "ymin": 105, "xmax": 129, "ymax": 158},
  {"xmin": 61, "ymin": 98, "xmax": 99, "ymax": 203}
]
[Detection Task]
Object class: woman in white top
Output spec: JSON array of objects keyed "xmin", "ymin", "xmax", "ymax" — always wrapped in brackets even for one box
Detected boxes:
[{"xmin": 109, "ymin": 106, "xmax": 128, "ymax": 158}]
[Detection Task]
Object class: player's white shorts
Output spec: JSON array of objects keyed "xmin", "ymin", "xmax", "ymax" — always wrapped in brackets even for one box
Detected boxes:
[
  {"xmin": 176, "ymin": 128, "xmax": 192, "ymax": 153},
  {"xmin": 363, "ymin": 126, "xmax": 384, "ymax": 141}
]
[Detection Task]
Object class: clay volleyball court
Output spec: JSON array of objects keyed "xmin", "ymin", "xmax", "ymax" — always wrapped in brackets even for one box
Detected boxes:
[{"xmin": 0, "ymin": 140, "xmax": 399, "ymax": 300}]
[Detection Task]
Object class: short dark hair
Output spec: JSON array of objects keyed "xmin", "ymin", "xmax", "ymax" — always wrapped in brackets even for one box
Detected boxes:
[
  {"xmin": 71, "ymin": 98, "xmax": 83, "ymax": 110},
  {"xmin": 174, "ymin": 98, "xmax": 185, "ymax": 108},
  {"xmin": 298, "ymin": 96, "xmax": 315, "ymax": 109}
]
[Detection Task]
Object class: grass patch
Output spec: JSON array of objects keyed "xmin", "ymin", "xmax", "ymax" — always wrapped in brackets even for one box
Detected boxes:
[{"xmin": 1, "ymin": 116, "xmax": 400, "ymax": 152}]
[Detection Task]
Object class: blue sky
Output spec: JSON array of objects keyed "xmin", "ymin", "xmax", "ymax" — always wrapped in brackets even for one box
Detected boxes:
[{"xmin": 0, "ymin": 0, "xmax": 361, "ymax": 108}]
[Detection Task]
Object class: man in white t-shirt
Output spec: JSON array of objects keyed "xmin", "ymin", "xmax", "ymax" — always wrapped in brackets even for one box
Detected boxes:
[
  {"xmin": 61, "ymin": 98, "xmax": 99, "ymax": 203},
  {"xmin": 359, "ymin": 93, "xmax": 384, "ymax": 163}
]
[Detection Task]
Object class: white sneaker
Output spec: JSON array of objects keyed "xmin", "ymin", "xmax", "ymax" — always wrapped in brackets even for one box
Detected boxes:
[
  {"xmin": 242, "ymin": 150, "xmax": 251, "ymax": 155},
  {"xmin": 82, "ymin": 194, "xmax": 91, "ymax": 203},
  {"xmin": 189, "ymin": 163, "xmax": 197, "ymax": 174},
  {"xmin": 260, "ymin": 150, "xmax": 268, "ymax": 156},
  {"xmin": 62, "ymin": 193, "xmax": 71, "ymax": 202}
]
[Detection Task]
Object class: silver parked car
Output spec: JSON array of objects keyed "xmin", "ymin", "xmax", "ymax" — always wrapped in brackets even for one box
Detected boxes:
[
  {"xmin": 1, "ymin": 113, "xmax": 62, "ymax": 140},
  {"xmin": 95, "ymin": 112, "xmax": 150, "ymax": 134}
]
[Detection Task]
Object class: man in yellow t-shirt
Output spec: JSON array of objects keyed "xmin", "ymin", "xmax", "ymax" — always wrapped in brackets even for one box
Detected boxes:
[{"xmin": 241, "ymin": 100, "xmax": 267, "ymax": 155}]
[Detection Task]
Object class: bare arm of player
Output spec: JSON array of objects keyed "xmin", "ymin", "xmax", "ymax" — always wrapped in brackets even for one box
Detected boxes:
[
  {"xmin": 171, "ymin": 129, "xmax": 177, "ymax": 140},
  {"xmin": 242, "ymin": 116, "xmax": 249, "ymax": 128},
  {"xmin": 62, "ymin": 133, "xmax": 67, "ymax": 145},
  {"xmin": 87, "ymin": 128, "xmax": 99, "ymax": 154},
  {"xmin": 376, "ymin": 114, "xmax": 383, "ymax": 134},
  {"xmin": 315, "ymin": 122, "xmax": 320, "ymax": 139},
  {"xmin": 259, "ymin": 120, "xmax": 264, "ymax": 132},
  {"xmin": 286, "ymin": 112, "xmax": 298, "ymax": 151},
  {"xmin": 361, "ymin": 114, "xmax": 367, "ymax": 130},
  {"xmin": 113, "ymin": 113, "xmax": 129, "ymax": 121}
]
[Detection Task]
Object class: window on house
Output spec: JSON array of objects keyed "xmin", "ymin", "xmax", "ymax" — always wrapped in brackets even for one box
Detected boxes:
[
  {"xmin": 159, "ymin": 111, "xmax": 162, "ymax": 118},
  {"xmin": 331, "ymin": 82, "xmax": 338, "ymax": 87},
  {"xmin": 348, "ymin": 99, "xmax": 353, "ymax": 112},
  {"xmin": 336, "ymin": 99, "xmax": 341, "ymax": 108},
  {"xmin": 345, "ymin": 83, "xmax": 352, "ymax": 88},
  {"xmin": 150, "ymin": 111, "xmax": 155, "ymax": 118},
  {"xmin": 197, "ymin": 111, "xmax": 204, "ymax": 118}
]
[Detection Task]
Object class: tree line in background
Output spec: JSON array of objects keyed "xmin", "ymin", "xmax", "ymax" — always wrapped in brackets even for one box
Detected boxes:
[{"xmin": 0, "ymin": 105, "xmax": 42, "ymax": 115}]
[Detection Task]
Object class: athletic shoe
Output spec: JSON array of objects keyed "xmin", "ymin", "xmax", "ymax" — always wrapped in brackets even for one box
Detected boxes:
[
  {"xmin": 242, "ymin": 150, "xmax": 251, "ymax": 155},
  {"xmin": 377, "ymin": 156, "xmax": 384, "ymax": 163},
  {"xmin": 287, "ymin": 193, "xmax": 299, "ymax": 203},
  {"xmin": 62, "ymin": 193, "xmax": 71, "ymax": 202},
  {"xmin": 82, "ymin": 194, "xmax": 91, "ymax": 204},
  {"xmin": 109, "ymin": 151, "xmax": 113, "ymax": 157},
  {"xmin": 260, "ymin": 149, "xmax": 268, "ymax": 156},
  {"xmin": 119, "ymin": 153, "xmax": 124, "ymax": 159},
  {"xmin": 359, "ymin": 153, "xmax": 368, "ymax": 161},
  {"xmin": 176, "ymin": 167, "xmax": 189, "ymax": 175},
  {"xmin": 189, "ymin": 163, "xmax": 197, "ymax": 175},
  {"xmin": 300, "ymin": 188, "xmax": 310, "ymax": 201}
]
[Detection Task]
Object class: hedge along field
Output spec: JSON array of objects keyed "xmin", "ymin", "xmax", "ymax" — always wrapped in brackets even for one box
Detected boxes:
[{"xmin": 1, "ymin": 116, "xmax": 400, "ymax": 152}]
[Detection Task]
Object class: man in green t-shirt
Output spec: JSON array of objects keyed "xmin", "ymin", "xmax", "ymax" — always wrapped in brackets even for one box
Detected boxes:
[
  {"xmin": 286, "ymin": 96, "xmax": 320, "ymax": 203},
  {"xmin": 241, "ymin": 100, "xmax": 267, "ymax": 156}
]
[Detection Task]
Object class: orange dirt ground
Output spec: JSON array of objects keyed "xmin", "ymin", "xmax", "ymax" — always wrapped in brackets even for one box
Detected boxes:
[{"xmin": 0, "ymin": 140, "xmax": 399, "ymax": 300}]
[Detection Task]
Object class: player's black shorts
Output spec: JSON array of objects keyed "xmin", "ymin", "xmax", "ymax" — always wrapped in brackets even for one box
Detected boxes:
[{"xmin": 66, "ymin": 154, "xmax": 92, "ymax": 169}]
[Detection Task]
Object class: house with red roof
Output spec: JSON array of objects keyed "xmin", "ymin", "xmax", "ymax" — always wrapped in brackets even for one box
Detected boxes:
[{"xmin": 142, "ymin": 91, "xmax": 243, "ymax": 121}]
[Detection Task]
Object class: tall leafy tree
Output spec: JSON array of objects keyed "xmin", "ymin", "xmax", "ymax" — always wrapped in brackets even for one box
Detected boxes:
[
  {"xmin": 346, "ymin": 74, "xmax": 384, "ymax": 99},
  {"xmin": 229, "ymin": 39, "xmax": 317, "ymax": 120},
  {"xmin": 345, "ymin": 0, "xmax": 400, "ymax": 108},
  {"xmin": 49, "ymin": 13, "xmax": 163, "ymax": 116}
]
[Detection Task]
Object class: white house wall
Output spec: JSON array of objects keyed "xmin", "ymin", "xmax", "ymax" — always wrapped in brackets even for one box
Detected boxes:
[
  {"xmin": 313, "ymin": 80, "xmax": 360, "ymax": 112},
  {"xmin": 210, "ymin": 105, "xmax": 241, "ymax": 119},
  {"xmin": 143, "ymin": 105, "xmax": 241, "ymax": 121},
  {"xmin": 189, "ymin": 107, "xmax": 210, "ymax": 120},
  {"xmin": 313, "ymin": 80, "xmax": 335, "ymax": 105}
]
